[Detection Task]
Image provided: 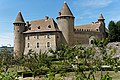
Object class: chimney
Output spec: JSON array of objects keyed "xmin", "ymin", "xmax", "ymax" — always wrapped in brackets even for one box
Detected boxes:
[{"xmin": 26, "ymin": 21, "xmax": 29, "ymax": 27}]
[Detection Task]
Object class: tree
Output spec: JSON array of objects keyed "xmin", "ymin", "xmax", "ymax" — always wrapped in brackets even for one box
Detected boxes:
[
  {"xmin": 108, "ymin": 21, "xmax": 117, "ymax": 42},
  {"xmin": 0, "ymin": 48, "xmax": 14, "ymax": 73},
  {"xmin": 20, "ymin": 49, "xmax": 52, "ymax": 77},
  {"xmin": 116, "ymin": 21, "xmax": 120, "ymax": 41}
]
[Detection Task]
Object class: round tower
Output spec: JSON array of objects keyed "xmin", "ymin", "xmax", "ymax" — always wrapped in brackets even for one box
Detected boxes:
[
  {"xmin": 13, "ymin": 12, "xmax": 25, "ymax": 58},
  {"xmin": 57, "ymin": 1, "xmax": 75, "ymax": 45}
]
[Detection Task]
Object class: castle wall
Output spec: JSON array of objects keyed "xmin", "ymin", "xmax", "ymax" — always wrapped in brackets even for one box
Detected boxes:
[
  {"xmin": 73, "ymin": 31, "xmax": 103, "ymax": 45},
  {"xmin": 24, "ymin": 32, "xmax": 58, "ymax": 54}
]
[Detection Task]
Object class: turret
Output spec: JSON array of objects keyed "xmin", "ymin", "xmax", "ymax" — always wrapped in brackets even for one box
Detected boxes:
[
  {"xmin": 13, "ymin": 12, "xmax": 25, "ymax": 58},
  {"xmin": 98, "ymin": 14, "xmax": 106, "ymax": 37},
  {"xmin": 98, "ymin": 14, "xmax": 105, "ymax": 24},
  {"xmin": 57, "ymin": 1, "xmax": 74, "ymax": 45}
]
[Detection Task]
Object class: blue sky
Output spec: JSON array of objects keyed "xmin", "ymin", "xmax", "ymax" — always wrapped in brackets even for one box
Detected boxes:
[{"xmin": 0, "ymin": 0, "xmax": 120, "ymax": 47}]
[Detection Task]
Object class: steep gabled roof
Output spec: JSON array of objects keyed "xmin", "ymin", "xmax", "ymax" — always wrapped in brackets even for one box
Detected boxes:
[
  {"xmin": 58, "ymin": 2, "xmax": 74, "ymax": 17},
  {"xmin": 24, "ymin": 18, "xmax": 60, "ymax": 33},
  {"xmin": 14, "ymin": 12, "xmax": 25, "ymax": 23}
]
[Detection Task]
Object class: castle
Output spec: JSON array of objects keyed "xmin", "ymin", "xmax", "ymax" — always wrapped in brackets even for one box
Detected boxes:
[{"xmin": 13, "ymin": 2, "xmax": 107, "ymax": 57}]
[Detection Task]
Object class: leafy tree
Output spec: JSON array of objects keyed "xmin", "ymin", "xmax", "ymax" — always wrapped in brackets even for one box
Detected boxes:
[
  {"xmin": 108, "ymin": 21, "xmax": 117, "ymax": 42},
  {"xmin": 20, "ymin": 49, "xmax": 52, "ymax": 77}
]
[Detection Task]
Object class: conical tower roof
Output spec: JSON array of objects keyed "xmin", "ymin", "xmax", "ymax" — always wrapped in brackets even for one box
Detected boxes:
[
  {"xmin": 14, "ymin": 12, "xmax": 25, "ymax": 23},
  {"xmin": 59, "ymin": 2, "xmax": 74, "ymax": 17},
  {"xmin": 98, "ymin": 14, "xmax": 104, "ymax": 20}
]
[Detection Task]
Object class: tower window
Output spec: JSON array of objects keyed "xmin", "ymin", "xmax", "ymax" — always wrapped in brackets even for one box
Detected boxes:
[
  {"xmin": 37, "ymin": 43, "xmax": 39, "ymax": 48},
  {"xmin": 17, "ymin": 29, "xmax": 19, "ymax": 32},
  {"xmin": 38, "ymin": 26, "xmax": 40, "ymax": 29},
  {"xmin": 47, "ymin": 42, "xmax": 50, "ymax": 47},
  {"xmin": 48, "ymin": 25, "xmax": 51, "ymax": 28},
  {"xmin": 28, "ymin": 43, "xmax": 30, "ymax": 48}
]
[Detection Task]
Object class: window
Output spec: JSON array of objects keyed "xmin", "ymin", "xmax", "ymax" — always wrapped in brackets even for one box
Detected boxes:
[
  {"xmin": 38, "ymin": 26, "xmax": 40, "ymax": 29},
  {"xmin": 28, "ymin": 35, "xmax": 30, "ymax": 40},
  {"xmin": 17, "ymin": 29, "xmax": 19, "ymax": 32},
  {"xmin": 37, "ymin": 34, "xmax": 39, "ymax": 39},
  {"xmin": 96, "ymin": 29, "xmax": 98, "ymax": 31},
  {"xmin": 47, "ymin": 42, "xmax": 50, "ymax": 47},
  {"xmin": 37, "ymin": 43, "xmax": 39, "ymax": 48},
  {"xmin": 48, "ymin": 25, "xmax": 51, "ymax": 28},
  {"xmin": 28, "ymin": 43, "xmax": 30, "ymax": 48},
  {"xmin": 28, "ymin": 27, "xmax": 31, "ymax": 30},
  {"xmin": 47, "ymin": 33, "xmax": 50, "ymax": 39},
  {"xmin": 91, "ymin": 40, "xmax": 94, "ymax": 44}
]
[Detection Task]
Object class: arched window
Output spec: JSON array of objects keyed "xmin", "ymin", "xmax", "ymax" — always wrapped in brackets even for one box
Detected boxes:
[
  {"xmin": 91, "ymin": 40, "xmax": 94, "ymax": 44},
  {"xmin": 47, "ymin": 42, "xmax": 50, "ymax": 47}
]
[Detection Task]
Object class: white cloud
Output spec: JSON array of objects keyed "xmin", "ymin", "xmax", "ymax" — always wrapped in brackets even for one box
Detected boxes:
[
  {"xmin": 0, "ymin": 32, "xmax": 14, "ymax": 47},
  {"xmin": 73, "ymin": 0, "xmax": 112, "ymax": 8}
]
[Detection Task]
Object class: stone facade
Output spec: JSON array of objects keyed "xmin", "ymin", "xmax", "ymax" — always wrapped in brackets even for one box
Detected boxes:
[{"xmin": 13, "ymin": 2, "xmax": 107, "ymax": 57}]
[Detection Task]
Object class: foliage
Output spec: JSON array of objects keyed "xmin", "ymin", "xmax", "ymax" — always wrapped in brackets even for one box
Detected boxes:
[
  {"xmin": 108, "ymin": 21, "xmax": 117, "ymax": 42},
  {"xmin": 19, "ymin": 49, "xmax": 51, "ymax": 76},
  {"xmin": 0, "ymin": 48, "xmax": 14, "ymax": 72},
  {"xmin": 116, "ymin": 20, "xmax": 120, "ymax": 41},
  {"xmin": 108, "ymin": 20, "xmax": 120, "ymax": 42},
  {"xmin": 0, "ymin": 71, "xmax": 18, "ymax": 80}
]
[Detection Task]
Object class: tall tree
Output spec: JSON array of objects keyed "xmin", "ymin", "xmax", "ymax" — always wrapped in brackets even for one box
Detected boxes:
[
  {"xmin": 108, "ymin": 21, "xmax": 117, "ymax": 42},
  {"xmin": 116, "ymin": 21, "xmax": 120, "ymax": 41}
]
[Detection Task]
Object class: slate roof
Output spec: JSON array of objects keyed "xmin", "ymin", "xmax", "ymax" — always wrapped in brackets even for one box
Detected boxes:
[
  {"xmin": 75, "ymin": 23, "xmax": 100, "ymax": 31},
  {"xmin": 24, "ymin": 18, "xmax": 60, "ymax": 33},
  {"xmin": 58, "ymin": 2, "xmax": 74, "ymax": 17},
  {"xmin": 14, "ymin": 12, "xmax": 25, "ymax": 23}
]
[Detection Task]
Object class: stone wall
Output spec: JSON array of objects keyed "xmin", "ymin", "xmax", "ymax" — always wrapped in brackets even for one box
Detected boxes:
[
  {"xmin": 73, "ymin": 31, "xmax": 103, "ymax": 45},
  {"xmin": 24, "ymin": 32, "xmax": 57, "ymax": 54}
]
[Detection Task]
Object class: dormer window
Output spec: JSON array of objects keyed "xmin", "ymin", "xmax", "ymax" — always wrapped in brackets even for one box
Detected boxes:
[
  {"xmin": 48, "ymin": 25, "xmax": 51, "ymax": 28},
  {"xmin": 96, "ymin": 29, "xmax": 99, "ymax": 31},
  {"xmin": 28, "ymin": 27, "xmax": 31, "ymax": 30},
  {"xmin": 38, "ymin": 26, "xmax": 40, "ymax": 29}
]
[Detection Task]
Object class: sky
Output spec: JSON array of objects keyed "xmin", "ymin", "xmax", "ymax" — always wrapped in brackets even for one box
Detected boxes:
[{"xmin": 0, "ymin": 0, "xmax": 120, "ymax": 47}]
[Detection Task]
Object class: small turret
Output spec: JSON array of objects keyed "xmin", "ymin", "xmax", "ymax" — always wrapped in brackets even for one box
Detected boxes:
[
  {"xmin": 57, "ymin": 2, "xmax": 74, "ymax": 45},
  {"xmin": 98, "ymin": 14, "xmax": 105, "ymax": 24},
  {"xmin": 98, "ymin": 14, "xmax": 106, "ymax": 37},
  {"xmin": 13, "ymin": 12, "xmax": 25, "ymax": 58}
]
